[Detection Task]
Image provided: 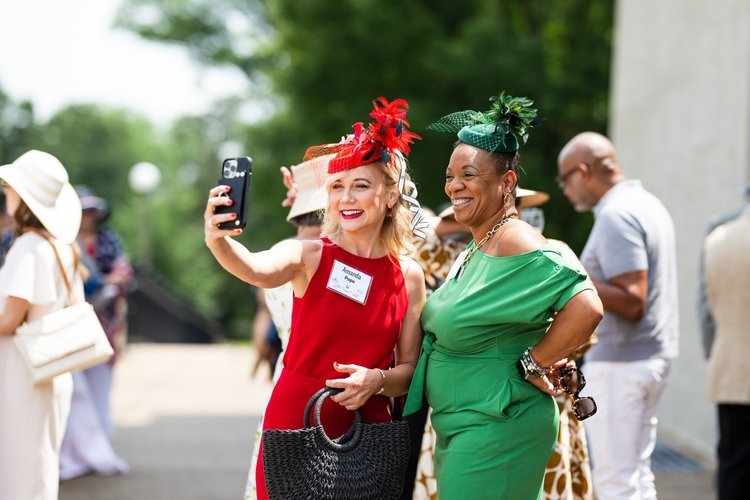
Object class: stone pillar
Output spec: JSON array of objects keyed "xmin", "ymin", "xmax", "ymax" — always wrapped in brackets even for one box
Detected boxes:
[{"xmin": 610, "ymin": 0, "xmax": 750, "ymax": 463}]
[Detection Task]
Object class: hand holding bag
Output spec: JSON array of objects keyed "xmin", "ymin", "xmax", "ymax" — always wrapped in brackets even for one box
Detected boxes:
[
  {"xmin": 13, "ymin": 233, "xmax": 113, "ymax": 386},
  {"xmin": 262, "ymin": 387, "xmax": 410, "ymax": 500}
]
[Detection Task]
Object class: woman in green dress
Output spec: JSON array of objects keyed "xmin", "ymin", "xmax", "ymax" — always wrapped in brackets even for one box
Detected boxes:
[{"xmin": 404, "ymin": 92, "xmax": 603, "ymax": 500}]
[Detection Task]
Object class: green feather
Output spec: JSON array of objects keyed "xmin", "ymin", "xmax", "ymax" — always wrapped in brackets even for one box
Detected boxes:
[{"xmin": 486, "ymin": 91, "xmax": 538, "ymax": 142}]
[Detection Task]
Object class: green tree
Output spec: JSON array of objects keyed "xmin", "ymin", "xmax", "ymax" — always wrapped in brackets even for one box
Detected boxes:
[
  {"xmin": 36, "ymin": 104, "xmax": 262, "ymax": 337},
  {"xmin": 0, "ymin": 87, "xmax": 274, "ymax": 337},
  {"xmin": 119, "ymin": 0, "xmax": 612, "ymax": 251},
  {"xmin": 39, "ymin": 105, "xmax": 161, "ymax": 211},
  {"xmin": 0, "ymin": 86, "xmax": 39, "ymax": 164},
  {"xmin": 151, "ymin": 103, "xmax": 294, "ymax": 336}
]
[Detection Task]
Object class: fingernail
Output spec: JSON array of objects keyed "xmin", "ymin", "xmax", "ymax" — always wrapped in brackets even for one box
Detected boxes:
[
  {"xmin": 236, "ymin": 229, "xmax": 242, "ymax": 234},
  {"xmin": 232, "ymin": 213, "xmax": 237, "ymax": 218},
  {"xmin": 225, "ymin": 186, "xmax": 230, "ymax": 191}
]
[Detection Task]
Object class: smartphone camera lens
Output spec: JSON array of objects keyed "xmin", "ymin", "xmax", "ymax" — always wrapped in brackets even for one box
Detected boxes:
[{"xmin": 223, "ymin": 159, "xmax": 238, "ymax": 178}]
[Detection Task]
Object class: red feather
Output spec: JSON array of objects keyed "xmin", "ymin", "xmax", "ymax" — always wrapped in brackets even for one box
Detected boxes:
[
  {"xmin": 367, "ymin": 97, "xmax": 421, "ymax": 156},
  {"xmin": 319, "ymin": 97, "xmax": 421, "ymax": 174}
]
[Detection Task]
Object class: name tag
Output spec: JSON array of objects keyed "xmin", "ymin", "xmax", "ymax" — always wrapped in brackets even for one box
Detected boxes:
[
  {"xmin": 326, "ymin": 260, "xmax": 373, "ymax": 305},
  {"xmin": 446, "ymin": 249, "xmax": 469, "ymax": 281}
]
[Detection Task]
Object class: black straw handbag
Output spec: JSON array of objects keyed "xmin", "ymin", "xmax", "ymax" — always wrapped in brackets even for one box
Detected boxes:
[{"xmin": 262, "ymin": 387, "xmax": 410, "ymax": 500}]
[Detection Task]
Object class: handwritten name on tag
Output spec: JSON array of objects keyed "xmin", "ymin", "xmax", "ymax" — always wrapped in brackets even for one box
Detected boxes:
[{"xmin": 326, "ymin": 260, "xmax": 373, "ymax": 305}]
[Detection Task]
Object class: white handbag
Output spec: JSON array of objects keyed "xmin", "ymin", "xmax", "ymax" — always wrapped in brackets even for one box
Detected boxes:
[{"xmin": 13, "ymin": 233, "xmax": 113, "ymax": 386}]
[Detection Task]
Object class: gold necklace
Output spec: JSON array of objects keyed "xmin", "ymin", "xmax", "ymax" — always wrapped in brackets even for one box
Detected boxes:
[{"xmin": 461, "ymin": 214, "xmax": 519, "ymax": 270}]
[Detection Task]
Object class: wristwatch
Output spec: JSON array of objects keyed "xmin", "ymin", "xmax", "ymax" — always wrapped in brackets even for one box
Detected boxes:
[{"xmin": 516, "ymin": 347, "xmax": 547, "ymax": 380}]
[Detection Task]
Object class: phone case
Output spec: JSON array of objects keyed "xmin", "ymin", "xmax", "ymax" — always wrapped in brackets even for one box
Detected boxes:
[{"xmin": 216, "ymin": 156, "xmax": 252, "ymax": 230}]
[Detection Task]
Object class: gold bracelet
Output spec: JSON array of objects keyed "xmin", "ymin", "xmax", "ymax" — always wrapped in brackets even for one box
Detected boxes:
[{"xmin": 376, "ymin": 368, "xmax": 386, "ymax": 395}]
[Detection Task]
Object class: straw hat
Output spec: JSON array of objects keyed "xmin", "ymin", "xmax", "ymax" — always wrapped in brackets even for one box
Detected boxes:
[
  {"xmin": 437, "ymin": 186, "xmax": 550, "ymax": 220},
  {"xmin": 0, "ymin": 150, "xmax": 82, "ymax": 243},
  {"xmin": 285, "ymin": 154, "xmax": 332, "ymax": 221},
  {"xmin": 516, "ymin": 187, "xmax": 550, "ymax": 209}
]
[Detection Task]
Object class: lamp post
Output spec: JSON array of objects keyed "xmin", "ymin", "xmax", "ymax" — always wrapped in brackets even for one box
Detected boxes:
[{"xmin": 128, "ymin": 161, "xmax": 161, "ymax": 269}]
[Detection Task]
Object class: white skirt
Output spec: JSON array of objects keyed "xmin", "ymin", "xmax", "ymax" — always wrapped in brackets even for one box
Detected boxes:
[{"xmin": 0, "ymin": 336, "xmax": 72, "ymax": 500}]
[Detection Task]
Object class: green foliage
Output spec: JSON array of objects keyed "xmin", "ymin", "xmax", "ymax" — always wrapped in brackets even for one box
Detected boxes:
[
  {"xmin": 0, "ymin": 87, "xmax": 39, "ymax": 163},
  {"xmin": 0, "ymin": 0, "xmax": 614, "ymax": 338},
  {"xmin": 119, "ymin": 0, "xmax": 613, "ymax": 252},
  {"xmin": 0, "ymin": 94, "xmax": 279, "ymax": 338},
  {"xmin": 38, "ymin": 105, "xmax": 160, "ymax": 210}
]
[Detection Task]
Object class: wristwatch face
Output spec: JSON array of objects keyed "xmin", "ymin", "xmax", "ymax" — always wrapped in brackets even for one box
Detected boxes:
[{"xmin": 517, "ymin": 354, "xmax": 543, "ymax": 379}]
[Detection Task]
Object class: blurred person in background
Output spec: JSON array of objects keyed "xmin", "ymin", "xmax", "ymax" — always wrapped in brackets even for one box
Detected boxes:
[
  {"xmin": 58, "ymin": 186, "xmax": 131, "ymax": 479},
  {"xmin": 698, "ymin": 185, "xmax": 750, "ymax": 359},
  {"xmin": 244, "ymin": 154, "xmax": 329, "ymax": 499},
  {"xmin": 557, "ymin": 132, "xmax": 679, "ymax": 500},
  {"xmin": 0, "ymin": 150, "xmax": 83, "ymax": 500},
  {"xmin": 702, "ymin": 192, "xmax": 750, "ymax": 500},
  {"xmin": 0, "ymin": 190, "xmax": 13, "ymax": 266}
]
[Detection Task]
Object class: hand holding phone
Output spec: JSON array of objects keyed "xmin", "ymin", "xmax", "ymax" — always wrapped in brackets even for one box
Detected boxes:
[{"xmin": 215, "ymin": 157, "xmax": 252, "ymax": 230}]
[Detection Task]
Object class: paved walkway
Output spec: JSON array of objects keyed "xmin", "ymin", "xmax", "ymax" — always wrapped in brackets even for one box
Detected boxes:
[
  {"xmin": 59, "ymin": 344, "xmax": 714, "ymax": 500},
  {"xmin": 59, "ymin": 344, "xmax": 272, "ymax": 500}
]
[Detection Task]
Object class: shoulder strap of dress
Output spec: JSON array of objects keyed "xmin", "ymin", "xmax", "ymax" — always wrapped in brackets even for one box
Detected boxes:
[
  {"xmin": 319, "ymin": 237, "xmax": 335, "ymax": 257},
  {"xmin": 25, "ymin": 228, "xmax": 74, "ymax": 307}
]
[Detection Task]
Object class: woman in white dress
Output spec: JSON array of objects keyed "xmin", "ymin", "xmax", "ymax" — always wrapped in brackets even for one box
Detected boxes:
[
  {"xmin": 0, "ymin": 150, "xmax": 84, "ymax": 500},
  {"xmin": 58, "ymin": 187, "xmax": 130, "ymax": 480}
]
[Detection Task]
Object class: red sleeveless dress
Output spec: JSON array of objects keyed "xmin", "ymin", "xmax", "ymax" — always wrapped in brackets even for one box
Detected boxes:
[{"xmin": 256, "ymin": 238, "xmax": 409, "ymax": 499}]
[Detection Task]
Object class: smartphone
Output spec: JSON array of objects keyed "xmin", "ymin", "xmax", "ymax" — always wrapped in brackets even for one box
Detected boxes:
[{"xmin": 215, "ymin": 156, "xmax": 252, "ymax": 230}]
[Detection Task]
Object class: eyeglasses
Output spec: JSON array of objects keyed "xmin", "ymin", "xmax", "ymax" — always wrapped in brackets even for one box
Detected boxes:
[
  {"xmin": 555, "ymin": 167, "xmax": 580, "ymax": 190},
  {"xmin": 558, "ymin": 366, "xmax": 597, "ymax": 421}
]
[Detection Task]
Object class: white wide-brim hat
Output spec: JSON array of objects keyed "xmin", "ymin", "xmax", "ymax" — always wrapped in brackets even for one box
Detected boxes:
[
  {"xmin": 0, "ymin": 150, "xmax": 82, "ymax": 243},
  {"xmin": 286, "ymin": 154, "xmax": 332, "ymax": 221}
]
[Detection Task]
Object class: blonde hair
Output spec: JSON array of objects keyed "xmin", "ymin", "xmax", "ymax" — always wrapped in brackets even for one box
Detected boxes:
[{"xmin": 321, "ymin": 156, "xmax": 416, "ymax": 258}]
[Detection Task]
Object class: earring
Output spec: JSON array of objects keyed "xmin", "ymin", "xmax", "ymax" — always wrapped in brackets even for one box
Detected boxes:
[
  {"xmin": 503, "ymin": 193, "xmax": 512, "ymax": 211},
  {"xmin": 386, "ymin": 205, "xmax": 394, "ymax": 218}
]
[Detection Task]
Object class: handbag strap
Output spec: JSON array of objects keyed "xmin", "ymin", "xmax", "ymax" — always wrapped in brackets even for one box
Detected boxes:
[
  {"xmin": 26, "ymin": 228, "xmax": 75, "ymax": 307},
  {"xmin": 303, "ymin": 387, "xmax": 364, "ymax": 452}
]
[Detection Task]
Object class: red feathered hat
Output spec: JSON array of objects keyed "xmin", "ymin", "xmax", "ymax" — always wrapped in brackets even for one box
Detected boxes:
[{"xmin": 304, "ymin": 97, "xmax": 421, "ymax": 174}]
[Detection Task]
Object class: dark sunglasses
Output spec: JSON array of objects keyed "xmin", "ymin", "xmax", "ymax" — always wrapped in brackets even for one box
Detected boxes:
[{"xmin": 559, "ymin": 366, "xmax": 597, "ymax": 421}]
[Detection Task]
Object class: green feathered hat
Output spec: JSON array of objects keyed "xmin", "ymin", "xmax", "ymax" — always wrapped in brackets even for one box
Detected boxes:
[{"xmin": 427, "ymin": 91, "xmax": 539, "ymax": 153}]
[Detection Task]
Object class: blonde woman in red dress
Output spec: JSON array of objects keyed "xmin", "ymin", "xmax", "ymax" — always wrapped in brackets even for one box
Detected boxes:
[{"xmin": 204, "ymin": 98, "xmax": 426, "ymax": 500}]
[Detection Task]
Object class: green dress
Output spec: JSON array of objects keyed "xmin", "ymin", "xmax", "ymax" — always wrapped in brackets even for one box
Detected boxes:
[{"xmin": 404, "ymin": 243, "xmax": 592, "ymax": 500}]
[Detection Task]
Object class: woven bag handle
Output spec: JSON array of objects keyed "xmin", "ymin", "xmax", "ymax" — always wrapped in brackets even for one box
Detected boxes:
[
  {"xmin": 26, "ymin": 229, "xmax": 75, "ymax": 307},
  {"xmin": 302, "ymin": 388, "xmax": 358, "ymax": 445},
  {"xmin": 303, "ymin": 387, "xmax": 364, "ymax": 452}
]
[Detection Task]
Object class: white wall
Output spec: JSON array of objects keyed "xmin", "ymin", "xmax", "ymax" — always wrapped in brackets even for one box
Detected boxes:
[{"xmin": 610, "ymin": 0, "xmax": 750, "ymax": 464}]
